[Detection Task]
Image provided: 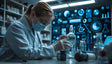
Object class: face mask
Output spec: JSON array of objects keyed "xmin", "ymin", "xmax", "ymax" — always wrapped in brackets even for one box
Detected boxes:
[{"xmin": 32, "ymin": 21, "xmax": 46, "ymax": 31}]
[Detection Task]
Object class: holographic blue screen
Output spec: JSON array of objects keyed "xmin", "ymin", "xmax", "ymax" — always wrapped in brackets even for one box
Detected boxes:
[{"xmin": 52, "ymin": 5, "xmax": 111, "ymax": 51}]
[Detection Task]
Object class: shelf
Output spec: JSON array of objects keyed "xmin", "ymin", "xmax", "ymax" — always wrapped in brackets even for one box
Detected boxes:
[
  {"xmin": 8, "ymin": 0, "xmax": 25, "ymax": 7},
  {"xmin": 41, "ymin": 30, "xmax": 50, "ymax": 34},
  {"xmin": 24, "ymin": 5, "xmax": 27, "ymax": 8},
  {"xmin": 0, "ymin": 0, "xmax": 26, "ymax": 32},
  {"xmin": 0, "ymin": 35, "xmax": 5, "ymax": 38},
  {"xmin": 42, "ymin": 39, "xmax": 51, "ymax": 43},
  {"xmin": 0, "ymin": 8, "xmax": 4, "ymax": 11},
  {"xmin": 0, "ymin": 20, "xmax": 4, "ymax": 22},
  {"xmin": 6, "ymin": 10, "xmax": 22, "ymax": 16}
]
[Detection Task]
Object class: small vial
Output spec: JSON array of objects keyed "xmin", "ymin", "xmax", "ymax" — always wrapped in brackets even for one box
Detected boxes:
[{"xmin": 80, "ymin": 40, "xmax": 86, "ymax": 51}]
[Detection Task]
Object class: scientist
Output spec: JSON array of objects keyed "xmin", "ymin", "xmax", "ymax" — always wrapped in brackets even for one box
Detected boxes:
[
  {"xmin": 0, "ymin": 2, "xmax": 71, "ymax": 61},
  {"xmin": 104, "ymin": 41, "xmax": 112, "ymax": 64}
]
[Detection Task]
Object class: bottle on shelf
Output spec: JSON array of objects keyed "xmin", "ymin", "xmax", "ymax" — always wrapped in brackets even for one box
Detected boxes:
[
  {"xmin": 0, "ymin": 26, "xmax": 6, "ymax": 36},
  {"xmin": 67, "ymin": 25, "xmax": 76, "ymax": 58}
]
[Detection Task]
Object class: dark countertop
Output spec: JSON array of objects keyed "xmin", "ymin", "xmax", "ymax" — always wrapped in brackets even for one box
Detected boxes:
[{"xmin": 0, "ymin": 57, "xmax": 97, "ymax": 64}]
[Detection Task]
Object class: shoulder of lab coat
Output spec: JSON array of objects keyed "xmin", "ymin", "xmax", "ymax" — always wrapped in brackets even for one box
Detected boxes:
[
  {"xmin": 103, "ymin": 36, "xmax": 112, "ymax": 60},
  {"xmin": 5, "ymin": 16, "xmax": 56, "ymax": 60}
]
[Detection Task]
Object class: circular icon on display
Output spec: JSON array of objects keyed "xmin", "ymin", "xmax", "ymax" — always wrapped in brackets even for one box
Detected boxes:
[
  {"xmin": 104, "ymin": 34, "xmax": 107, "ymax": 38},
  {"xmin": 71, "ymin": 13, "xmax": 74, "ymax": 17},
  {"xmin": 91, "ymin": 21, "xmax": 102, "ymax": 32},
  {"xmin": 101, "ymin": 6, "xmax": 104, "ymax": 10},
  {"xmin": 59, "ymin": 12, "xmax": 62, "ymax": 17},
  {"xmin": 77, "ymin": 35, "xmax": 80, "ymax": 38},
  {"xmin": 93, "ymin": 35, "xmax": 96, "ymax": 39},
  {"xmin": 64, "ymin": 10, "xmax": 70, "ymax": 17},
  {"xmin": 93, "ymin": 9, "xmax": 99, "ymax": 15},
  {"xmin": 52, "ymin": 21, "xmax": 55, "ymax": 24},
  {"xmin": 74, "ymin": 9, "xmax": 77, "ymax": 13},
  {"xmin": 83, "ymin": 18, "xmax": 87, "ymax": 23},
  {"xmin": 78, "ymin": 24, "xmax": 85, "ymax": 32},
  {"xmin": 78, "ymin": 9, "xmax": 84, "ymax": 16},
  {"xmin": 88, "ymin": 18, "xmax": 92, "ymax": 22}
]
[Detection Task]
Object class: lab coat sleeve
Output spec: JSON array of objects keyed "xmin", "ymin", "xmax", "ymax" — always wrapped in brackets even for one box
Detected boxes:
[
  {"xmin": 104, "ymin": 42, "xmax": 112, "ymax": 59},
  {"xmin": 36, "ymin": 32, "xmax": 56, "ymax": 58},
  {"xmin": 6, "ymin": 24, "xmax": 56, "ymax": 60}
]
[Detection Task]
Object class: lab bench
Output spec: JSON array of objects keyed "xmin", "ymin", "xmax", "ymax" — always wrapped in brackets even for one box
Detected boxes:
[{"xmin": 0, "ymin": 57, "xmax": 97, "ymax": 64}]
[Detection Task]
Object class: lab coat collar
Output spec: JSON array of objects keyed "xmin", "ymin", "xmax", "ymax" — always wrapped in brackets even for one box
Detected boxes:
[{"xmin": 19, "ymin": 15, "xmax": 32, "ymax": 31}]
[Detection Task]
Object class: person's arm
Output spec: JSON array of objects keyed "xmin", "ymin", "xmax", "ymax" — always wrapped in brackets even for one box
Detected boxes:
[{"xmin": 6, "ymin": 24, "xmax": 56, "ymax": 60}]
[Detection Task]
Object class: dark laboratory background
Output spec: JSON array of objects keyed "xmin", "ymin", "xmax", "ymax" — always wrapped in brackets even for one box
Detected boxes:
[{"xmin": 52, "ymin": 5, "xmax": 111, "ymax": 51}]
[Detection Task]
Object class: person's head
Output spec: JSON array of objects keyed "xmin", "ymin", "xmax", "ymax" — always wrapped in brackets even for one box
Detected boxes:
[{"xmin": 25, "ymin": 2, "xmax": 54, "ymax": 31}]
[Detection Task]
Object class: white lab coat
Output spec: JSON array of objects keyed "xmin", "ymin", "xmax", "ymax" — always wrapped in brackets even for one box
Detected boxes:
[
  {"xmin": 104, "ymin": 36, "xmax": 112, "ymax": 63},
  {"xmin": 0, "ymin": 16, "xmax": 56, "ymax": 61}
]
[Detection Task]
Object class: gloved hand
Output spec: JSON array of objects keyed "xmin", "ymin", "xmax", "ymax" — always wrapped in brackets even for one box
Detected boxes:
[
  {"xmin": 53, "ymin": 35, "xmax": 71, "ymax": 51},
  {"xmin": 104, "ymin": 42, "xmax": 112, "ymax": 64}
]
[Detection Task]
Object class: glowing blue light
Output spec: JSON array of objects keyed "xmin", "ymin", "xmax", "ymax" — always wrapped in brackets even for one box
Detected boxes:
[
  {"xmin": 59, "ymin": 13, "xmax": 62, "ymax": 16},
  {"xmin": 69, "ymin": 19, "xmax": 81, "ymax": 23},
  {"xmin": 104, "ymin": 36, "xmax": 112, "ymax": 46},
  {"xmin": 56, "ymin": 37, "xmax": 59, "ymax": 40},
  {"xmin": 52, "ymin": 40, "xmax": 56, "ymax": 43},
  {"xmin": 86, "ymin": 9, "xmax": 92, "ymax": 18},
  {"xmin": 52, "ymin": 21, "xmax": 55, "ymax": 24},
  {"xmin": 93, "ymin": 35, "xmax": 96, "ymax": 39},
  {"xmin": 64, "ymin": 10, "xmax": 70, "ymax": 17},
  {"xmin": 93, "ymin": 9, "xmax": 99, "ymax": 15},
  {"xmin": 104, "ymin": 34, "xmax": 107, "ymax": 37},
  {"xmin": 101, "ymin": 6, "xmax": 104, "ymax": 10},
  {"xmin": 88, "ymin": 18, "xmax": 92, "ymax": 22},
  {"xmin": 62, "ymin": 20, "xmax": 67, "ymax": 24},
  {"xmin": 92, "ymin": 23, "xmax": 100, "ymax": 30},
  {"xmin": 77, "ymin": 35, "xmax": 80, "ymax": 38},
  {"xmin": 78, "ymin": 9, "xmax": 84, "ymax": 16},
  {"xmin": 54, "ymin": 30, "xmax": 58, "ymax": 32},
  {"xmin": 57, "ymin": 18, "xmax": 62, "ymax": 24},
  {"xmin": 62, "ymin": 28, "xmax": 66, "ymax": 35},
  {"xmin": 71, "ymin": 14, "xmax": 74, "ymax": 17},
  {"xmin": 54, "ymin": 12, "xmax": 58, "ymax": 16},
  {"xmin": 83, "ymin": 18, "xmax": 87, "ymax": 23},
  {"xmin": 74, "ymin": 9, "xmax": 77, "ymax": 13},
  {"xmin": 53, "ymin": 27, "xmax": 60, "ymax": 35}
]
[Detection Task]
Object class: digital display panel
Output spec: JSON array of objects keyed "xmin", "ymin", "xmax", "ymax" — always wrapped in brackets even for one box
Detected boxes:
[{"xmin": 52, "ymin": 5, "xmax": 111, "ymax": 51}]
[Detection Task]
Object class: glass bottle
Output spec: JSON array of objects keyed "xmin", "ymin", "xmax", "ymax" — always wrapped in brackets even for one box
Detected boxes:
[
  {"xmin": 67, "ymin": 25, "xmax": 76, "ymax": 58},
  {"xmin": 80, "ymin": 40, "xmax": 86, "ymax": 52},
  {"xmin": 93, "ymin": 33, "xmax": 104, "ymax": 55},
  {"xmin": 93, "ymin": 33, "xmax": 107, "ymax": 64}
]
